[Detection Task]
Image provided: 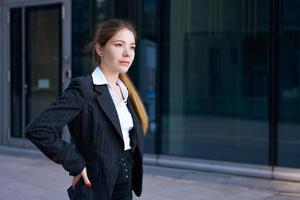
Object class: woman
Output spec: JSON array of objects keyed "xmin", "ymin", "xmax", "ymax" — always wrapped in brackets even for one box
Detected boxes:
[{"xmin": 25, "ymin": 19, "xmax": 148, "ymax": 200}]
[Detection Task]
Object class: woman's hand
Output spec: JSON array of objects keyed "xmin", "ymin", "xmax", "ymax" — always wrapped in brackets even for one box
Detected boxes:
[{"xmin": 72, "ymin": 167, "xmax": 91, "ymax": 189}]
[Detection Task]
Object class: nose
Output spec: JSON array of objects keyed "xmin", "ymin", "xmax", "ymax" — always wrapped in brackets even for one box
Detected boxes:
[{"xmin": 122, "ymin": 46, "xmax": 131, "ymax": 57}]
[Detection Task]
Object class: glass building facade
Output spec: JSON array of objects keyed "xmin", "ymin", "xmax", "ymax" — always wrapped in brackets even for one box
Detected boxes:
[
  {"xmin": 1, "ymin": 0, "xmax": 300, "ymax": 175},
  {"xmin": 71, "ymin": 0, "xmax": 300, "ymax": 168}
]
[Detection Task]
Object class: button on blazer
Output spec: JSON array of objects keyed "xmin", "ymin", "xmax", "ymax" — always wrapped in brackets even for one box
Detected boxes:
[{"xmin": 25, "ymin": 75, "xmax": 144, "ymax": 200}]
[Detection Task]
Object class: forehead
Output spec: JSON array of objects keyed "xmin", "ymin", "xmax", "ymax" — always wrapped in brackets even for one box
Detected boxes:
[{"xmin": 110, "ymin": 28, "xmax": 135, "ymax": 43}]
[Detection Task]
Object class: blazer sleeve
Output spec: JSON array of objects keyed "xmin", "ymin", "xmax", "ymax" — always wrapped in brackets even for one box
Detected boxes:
[{"xmin": 25, "ymin": 77, "xmax": 86, "ymax": 176}]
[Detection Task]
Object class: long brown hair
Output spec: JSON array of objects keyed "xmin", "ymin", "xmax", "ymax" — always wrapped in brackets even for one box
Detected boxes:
[{"xmin": 88, "ymin": 19, "xmax": 148, "ymax": 134}]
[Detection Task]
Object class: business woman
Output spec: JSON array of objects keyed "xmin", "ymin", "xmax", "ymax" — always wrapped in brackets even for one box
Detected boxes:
[{"xmin": 25, "ymin": 19, "xmax": 148, "ymax": 200}]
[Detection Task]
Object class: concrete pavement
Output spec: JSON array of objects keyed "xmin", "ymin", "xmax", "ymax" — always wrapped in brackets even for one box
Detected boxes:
[{"xmin": 1, "ymin": 147, "xmax": 300, "ymax": 200}]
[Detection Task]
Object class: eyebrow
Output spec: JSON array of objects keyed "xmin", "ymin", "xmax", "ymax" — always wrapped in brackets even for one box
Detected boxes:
[{"xmin": 113, "ymin": 40, "xmax": 136, "ymax": 45}]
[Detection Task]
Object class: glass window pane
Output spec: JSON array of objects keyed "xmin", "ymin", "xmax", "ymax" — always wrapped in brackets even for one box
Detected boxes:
[
  {"xmin": 162, "ymin": 0, "xmax": 270, "ymax": 164},
  {"xmin": 136, "ymin": 0, "xmax": 159, "ymax": 154},
  {"xmin": 10, "ymin": 8, "xmax": 23, "ymax": 138},
  {"xmin": 71, "ymin": 0, "xmax": 113, "ymax": 77},
  {"xmin": 25, "ymin": 5, "xmax": 61, "ymax": 125},
  {"xmin": 278, "ymin": 0, "xmax": 300, "ymax": 168}
]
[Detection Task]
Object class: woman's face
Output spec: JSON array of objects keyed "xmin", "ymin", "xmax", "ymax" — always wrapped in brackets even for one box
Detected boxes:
[{"xmin": 97, "ymin": 28, "xmax": 136, "ymax": 74}]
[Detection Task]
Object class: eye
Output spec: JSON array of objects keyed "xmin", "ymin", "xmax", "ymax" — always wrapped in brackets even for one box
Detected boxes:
[
  {"xmin": 131, "ymin": 46, "xmax": 136, "ymax": 50},
  {"xmin": 114, "ymin": 43, "xmax": 122, "ymax": 47}
]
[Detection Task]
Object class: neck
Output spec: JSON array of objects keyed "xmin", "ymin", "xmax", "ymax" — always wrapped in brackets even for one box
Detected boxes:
[{"xmin": 99, "ymin": 66, "xmax": 119, "ymax": 86}]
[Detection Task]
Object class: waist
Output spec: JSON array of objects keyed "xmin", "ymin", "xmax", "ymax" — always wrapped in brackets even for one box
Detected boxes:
[{"xmin": 121, "ymin": 149, "xmax": 132, "ymax": 160}]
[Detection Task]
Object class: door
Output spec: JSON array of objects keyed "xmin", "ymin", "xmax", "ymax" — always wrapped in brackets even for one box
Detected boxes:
[{"xmin": 3, "ymin": 0, "xmax": 71, "ymax": 148}]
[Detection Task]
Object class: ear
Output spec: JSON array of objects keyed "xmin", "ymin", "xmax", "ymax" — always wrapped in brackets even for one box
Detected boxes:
[{"xmin": 95, "ymin": 43, "xmax": 102, "ymax": 55}]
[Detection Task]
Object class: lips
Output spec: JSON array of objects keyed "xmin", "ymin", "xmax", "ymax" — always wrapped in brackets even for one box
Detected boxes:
[{"xmin": 119, "ymin": 61, "xmax": 130, "ymax": 65}]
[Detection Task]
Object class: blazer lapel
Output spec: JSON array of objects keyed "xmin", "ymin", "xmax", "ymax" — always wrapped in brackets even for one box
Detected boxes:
[{"xmin": 93, "ymin": 84, "xmax": 123, "ymax": 139}]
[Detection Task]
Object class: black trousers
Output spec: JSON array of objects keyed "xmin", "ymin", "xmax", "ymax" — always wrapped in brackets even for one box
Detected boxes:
[{"xmin": 111, "ymin": 150, "xmax": 134, "ymax": 200}]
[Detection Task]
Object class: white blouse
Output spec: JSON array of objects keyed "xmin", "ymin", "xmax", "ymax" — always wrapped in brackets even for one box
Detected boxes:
[{"xmin": 91, "ymin": 67, "xmax": 134, "ymax": 150}]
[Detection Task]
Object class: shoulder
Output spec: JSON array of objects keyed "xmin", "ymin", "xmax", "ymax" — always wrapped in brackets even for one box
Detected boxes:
[
  {"xmin": 69, "ymin": 75, "xmax": 91, "ymax": 86},
  {"xmin": 68, "ymin": 75, "xmax": 93, "ymax": 98},
  {"xmin": 68, "ymin": 75, "xmax": 93, "ymax": 90}
]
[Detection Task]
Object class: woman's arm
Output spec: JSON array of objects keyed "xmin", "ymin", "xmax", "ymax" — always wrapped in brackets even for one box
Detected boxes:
[{"xmin": 25, "ymin": 77, "xmax": 86, "ymax": 176}]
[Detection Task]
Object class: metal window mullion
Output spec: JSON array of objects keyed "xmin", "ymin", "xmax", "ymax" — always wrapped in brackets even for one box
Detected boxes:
[
  {"xmin": 21, "ymin": 7, "xmax": 26, "ymax": 138},
  {"xmin": 269, "ymin": 0, "xmax": 279, "ymax": 168},
  {"xmin": 7, "ymin": 8, "xmax": 11, "ymax": 142}
]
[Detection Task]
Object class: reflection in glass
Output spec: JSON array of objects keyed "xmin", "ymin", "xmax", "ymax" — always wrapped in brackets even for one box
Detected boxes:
[
  {"xmin": 25, "ymin": 5, "xmax": 61, "ymax": 124},
  {"xmin": 162, "ymin": 0, "xmax": 270, "ymax": 164},
  {"xmin": 71, "ymin": 0, "xmax": 113, "ymax": 76},
  {"xmin": 137, "ymin": 0, "xmax": 158, "ymax": 154},
  {"xmin": 278, "ymin": 0, "xmax": 300, "ymax": 168}
]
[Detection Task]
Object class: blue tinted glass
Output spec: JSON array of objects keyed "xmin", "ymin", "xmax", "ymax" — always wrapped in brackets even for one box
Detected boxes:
[
  {"xmin": 278, "ymin": 0, "xmax": 300, "ymax": 168},
  {"xmin": 161, "ymin": 1, "xmax": 270, "ymax": 164},
  {"xmin": 72, "ymin": 0, "xmax": 112, "ymax": 76}
]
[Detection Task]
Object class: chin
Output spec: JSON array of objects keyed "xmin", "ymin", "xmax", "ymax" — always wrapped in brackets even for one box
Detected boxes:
[{"xmin": 119, "ymin": 67, "xmax": 130, "ymax": 73}]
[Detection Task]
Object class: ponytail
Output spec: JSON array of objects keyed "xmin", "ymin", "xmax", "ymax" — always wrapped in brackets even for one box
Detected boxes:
[{"xmin": 119, "ymin": 73, "xmax": 148, "ymax": 134}]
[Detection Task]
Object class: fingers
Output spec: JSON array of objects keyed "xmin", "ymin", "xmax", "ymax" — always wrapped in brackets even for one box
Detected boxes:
[
  {"xmin": 72, "ymin": 175, "xmax": 81, "ymax": 189},
  {"xmin": 81, "ymin": 167, "xmax": 91, "ymax": 188},
  {"xmin": 71, "ymin": 167, "xmax": 92, "ymax": 189}
]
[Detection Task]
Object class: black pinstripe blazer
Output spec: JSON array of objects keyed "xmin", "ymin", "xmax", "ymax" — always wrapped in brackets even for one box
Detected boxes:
[{"xmin": 25, "ymin": 75, "xmax": 144, "ymax": 200}]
